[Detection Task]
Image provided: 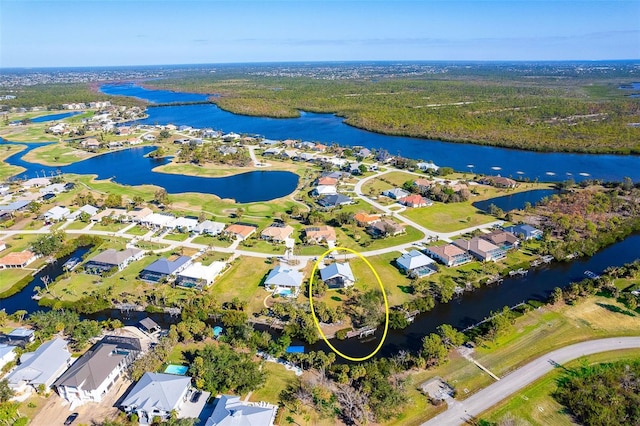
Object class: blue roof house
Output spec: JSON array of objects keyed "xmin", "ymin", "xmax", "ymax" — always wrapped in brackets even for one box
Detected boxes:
[
  {"xmin": 320, "ymin": 262, "xmax": 355, "ymax": 288},
  {"xmin": 504, "ymin": 224, "xmax": 543, "ymax": 240},
  {"xmin": 264, "ymin": 266, "xmax": 304, "ymax": 297},
  {"xmin": 139, "ymin": 256, "xmax": 192, "ymax": 283}
]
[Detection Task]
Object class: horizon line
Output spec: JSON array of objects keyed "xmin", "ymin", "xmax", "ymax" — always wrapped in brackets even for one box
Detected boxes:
[{"xmin": 2, "ymin": 58, "xmax": 640, "ymax": 70}]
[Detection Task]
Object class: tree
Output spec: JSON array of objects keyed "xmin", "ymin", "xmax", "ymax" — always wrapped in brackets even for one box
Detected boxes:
[
  {"xmin": 104, "ymin": 193, "xmax": 123, "ymax": 208},
  {"xmin": 437, "ymin": 324, "xmax": 466, "ymax": 347},
  {"xmin": 154, "ymin": 188, "xmax": 169, "ymax": 205},
  {"xmin": 0, "ymin": 380, "xmax": 13, "ymax": 403},
  {"xmin": 421, "ymin": 333, "xmax": 448, "ymax": 367},
  {"xmin": 159, "ymin": 129, "xmax": 171, "ymax": 139},
  {"xmin": 31, "ymin": 230, "xmax": 66, "ymax": 256},
  {"xmin": 12, "ymin": 310, "xmax": 27, "ymax": 323},
  {"xmin": 389, "ymin": 310, "xmax": 409, "ymax": 330}
]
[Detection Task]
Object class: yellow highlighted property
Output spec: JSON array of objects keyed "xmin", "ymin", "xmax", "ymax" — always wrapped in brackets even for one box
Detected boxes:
[{"xmin": 309, "ymin": 247, "xmax": 390, "ymax": 362}]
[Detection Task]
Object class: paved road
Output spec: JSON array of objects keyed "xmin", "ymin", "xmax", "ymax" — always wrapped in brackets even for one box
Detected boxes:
[{"xmin": 423, "ymin": 337, "xmax": 640, "ymax": 425}]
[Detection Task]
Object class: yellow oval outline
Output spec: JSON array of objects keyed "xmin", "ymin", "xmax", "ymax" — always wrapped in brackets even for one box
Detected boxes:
[{"xmin": 308, "ymin": 246, "xmax": 389, "ymax": 362}]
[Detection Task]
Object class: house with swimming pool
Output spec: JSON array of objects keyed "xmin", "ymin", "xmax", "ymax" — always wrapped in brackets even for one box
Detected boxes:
[
  {"xmin": 139, "ymin": 255, "xmax": 192, "ymax": 283},
  {"xmin": 264, "ymin": 265, "xmax": 304, "ymax": 297},
  {"xmin": 396, "ymin": 250, "xmax": 437, "ymax": 278}
]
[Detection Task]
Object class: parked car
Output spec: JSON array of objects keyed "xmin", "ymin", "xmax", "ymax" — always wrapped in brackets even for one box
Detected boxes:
[
  {"xmin": 64, "ymin": 413, "xmax": 79, "ymax": 425},
  {"xmin": 190, "ymin": 390, "xmax": 202, "ymax": 403}
]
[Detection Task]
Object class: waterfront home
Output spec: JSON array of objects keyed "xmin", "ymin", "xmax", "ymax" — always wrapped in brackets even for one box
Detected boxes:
[
  {"xmin": 399, "ymin": 194, "xmax": 432, "ymax": 208},
  {"xmin": 317, "ymin": 194, "xmax": 353, "ymax": 208},
  {"xmin": 416, "ymin": 162, "xmax": 439, "ymax": 172},
  {"xmin": 295, "ymin": 152, "xmax": 316, "ymax": 162},
  {"xmin": 503, "ymin": 224, "xmax": 543, "ymax": 240},
  {"xmin": 81, "ymin": 138, "xmax": 101, "ymax": 151},
  {"xmin": 414, "ymin": 178, "xmax": 435, "ymax": 191},
  {"xmin": 224, "ymin": 223, "xmax": 257, "ymax": 240},
  {"xmin": 453, "ymin": 237, "xmax": 506, "ymax": 262},
  {"xmin": 304, "ymin": 226, "xmax": 337, "ymax": 245},
  {"xmin": 262, "ymin": 147, "xmax": 282, "ymax": 156},
  {"xmin": 176, "ymin": 261, "xmax": 226, "ymax": 289},
  {"xmin": 205, "ymin": 395, "xmax": 277, "ymax": 426},
  {"xmin": 2, "ymin": 328, "xmax": 35, "ymax": 346},
  {"xmin": 22, "ymin": 177, "xmax": 51, "ymax": 189},
  {"xmin": 120, "ymin": 372, "xmax": 206, "ymax": 424},
  {"xmin": 68, "ymin": 204, "xmax": 99, "ymax": 221},
  {"xmin": 424, "ymin": 244, "xmax": 473, "ymax": 267},
  {"xmin": 0, "ymin": 250, "xmax": 38, "ymax": 269},
  {"xmin": 353, "ymin": 212, "xmax": 382, "ymax": 226},
  {"xmin": 367, "ymin": 219, "xmax": 406, "ymax": 238},
  {"xmin": 6, "ymin": 338, "xmax": 72, "ymax": 395},
  {"xmin": 313, "ymin": 185, "xmax": 338, "ymax": 196},
  {"xmin": 54, "ymin": 336, "xmax": 142, "ymax": 407},
  {"xmin": 396, "ymin": 250, "xmax": 437, "ymax": 278},
  {"xmin": 261, "ymin": 225, "xmax": 294, "ymax": 243},
  {"xmin": 357, "ymin": 148, "xmax": 371, "ymax": 158},
  {"xmin": 479, "ymin": 176, "xmax": 518, "ymax": 188},
  {"xmin": 84, "ymin": 248, "xmax": 144, "ymax": 274},
  {"xmin": 322, "ymin": 171, "xmax": 349, "ymax": 180},
  {"xmin": 124, "ymin": 207, "xmax": 153, "ymax": 223},
  {"xmin": 222, "ymin": 132, "xmax": 240, "ymax": 141},
  {"xmin": 480, "ymin": 230, "xmax": 520, "ymax": 250},
  {"xmin": 193, "ymin": 220, "xmax": 226, "ymax": 235},
  {"xmin": 39, "ymin": 183, "xmax": 66, "ymax": 195},
  {"xmin": 173, "ymin": 217, "xmax": 199, "ymax": 232},
  {"xmin": 139, "ymin": 255, "xmax": 192, "ymax": 283},
  {"xmin": 320, "ymin": 262, "xmax": 355, "ymax": 288},
  {"xmin": 382, "ymin": 188, "xmax": 410, "ymax": 200},
  {"xmin": 43, "ymin": 205, "xmax": 70, "ymax": 222},
  {"xmin": 0, "ymin": 344, "xmax": 17, "ymax": 370},
  {"xmin": 264, "ymin": 265, "xmax": 304, "ymax": 296}
]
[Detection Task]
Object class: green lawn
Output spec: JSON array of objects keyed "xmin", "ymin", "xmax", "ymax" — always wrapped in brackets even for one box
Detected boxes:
[
  {"xmin": 402, "ymin": 201, "xmax": 494, "ymax": 233},
  {"xmin": 349, "ymin": 251, "xmax": 414, "ymax": 307},
  {"xmin": 0, "ymin": 268, "xmax": 32, "ymax": 294},
  {"xmin": 0, "ymin": 144, "xmax": 27, "ymax": 180},
  {"xmin": 91, "ymin": 222, "xmax": 128, "ymax": 232},
  {"xmin": 249, "ymin": 361, "xmax": 298, "ymax": 405},
  {"xmin": 64, "ymin": 220, "xmax": 91, "ymax": 230},
  {"xmin": 480, "ymin": 349, "xmax": 640, "ymax": 425},
  {"xmin": 211, "ymin": 257, "xmax": 273, "ymax": 314},
  {"xmin": 163, "ymin": 232, "xmax": 189, "ymax": 242},
  {"xmin": 334, "ymin": 224, "xmax": 424, "ymax": 252},
  {"xmin": 191, "ymin": 235, "xmax": 234, "ymax": 248},
  {"xmin": 125, "ymin": 225, "xmax": 151, "ymax": 236},
  {"xmin": 239, "ymin": 239, "xmax": 286, "ymax": 255},
  {"xmin": 22, "ymin": 143, "xmax": 93, "ymax": 166}
]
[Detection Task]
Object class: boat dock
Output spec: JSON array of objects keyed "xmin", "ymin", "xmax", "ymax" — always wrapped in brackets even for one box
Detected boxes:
[
  {"xmin": 584, "ymin": 270, "xmax": 601, "ymax": 279},
  {"xmin": 509, "ymin": 268, "xmax": 529, "ymax": 277},
  {"xmin": 346, "ymin": 326, "xmax": 377, "ymax": 339}
]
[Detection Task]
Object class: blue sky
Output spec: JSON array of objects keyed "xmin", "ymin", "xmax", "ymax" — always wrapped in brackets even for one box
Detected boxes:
[{"xmin": 1, "ymin": 0, "xmax": 639, "ymax": 67}]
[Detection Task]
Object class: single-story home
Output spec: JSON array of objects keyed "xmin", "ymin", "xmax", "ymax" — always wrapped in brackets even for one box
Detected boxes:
[
  {"xmin": 138, "ymin": 317, "xmax": 161, "ymax": 334},
  {"xmin": 120, "ymin": 372, "xmax": 204, "ymax": 424},
  {"xmin": 414, "ymin": 178, "xmax": 435, "ymax": 190},
  {"xmin": 44, "ymin": 206, "xmax": 71, "ymax": 222},
  {"xmin": 39, "ymin": 183, "xmax": 66, "ymax": 195},
  {"xmin": 84, "ymin": 248, "xmax": 144, "ymax": 274},
  {"xmin": 313, "ymin": 185, "xmax": 338, "ymax": 196},
  {"xmin": 2, "ymin": 328, "xmax": 35, "ymax": 345},
  {"xmin": 193, "ymin": 220, "xmax": 226, "ymax": 235},
  {"xmin": 172, "ymin": 217, "xmax": 199, "ymax": 232},
  {"xmin": 54, "ymin": 336, "xmax": 141, "ymax": 406},
  {"xmin": 0, "ymin": 344, "xmax": 17, "ymax": 370},
  {"xmin": 367, "ymin": 220, "xmax": 406, "ymax": 238},
  {"xmin": 304, "ymin": 226, "xmax": 337, "ymax": 245},
  {"xmin": 480, "ymin": 230, "xmax": 520, "ymax": 250},
  {"xmin": 204, "ymin": 395, "xmax": 278, "ymax": 426},
  {"xmin": 317, "ymin": 194, "xmax": 353, "ymax": 208},
  {"xmin": 91, "ymin": 208, "xmax": 127, "ymax": 223},
  {"xmin": 139, "ymin": 255, "xmax": 192, "ymax": 283},
  {"xmin": 479, "ymin": 176, "xmax": 518, "ymax": 188},
  {"xmin": 396, "ymin": 250, "xmax": 437, "ymax": 278},
  {"xmin": 68, "ymin": 205, "xmax": 99, "ymax": 221},
  {"xmin": 424, "ymin": 244, "xmax": 473, "ymax": 267},
  {"xmin": 503, "ymin": 224, "xmax": 543, "ymax": 240},
  {"xmin": 22, "ymin": 177, "xmax": 51, "ymax": 189},
  {"xmin": 416, "ymin": 162, "xmax": 439, "ymax": 172},
  {"xmin": 125, "ymin": 207, "xmax": 153, "ymax": 223},
  {"xmin": 261, "ymin": 225, "xmax": 294, "ymax": 243},
  {"xmin": 353, "ymin": 212, "xmax": 381, "ymax": 226},
  {"xmin": 141, "ymin": 213, "xmax": 176, "ymax": 229},
  {"xmin": 0, "ymin": 250, "xmax": 38, "ymax": 269},
  {"xmin": 176, "ymin": 261, "xmax": 226, "ymax": 289},
  {"xmin": 6, "ymin": 338, "xmax": 72, "ymax": 394},
  {"xmin": 382, "ymin": 188, "xmax": 410, "ymax": 200},
  {"xmin": 453, "ymin": 237, "xmax": 506, "ymax": 262},
  {"xmin": 316, "ymin": 176, "xmax": 338, "ymax": 186},
  {"xmin": 399, "ymin": 194, "xmax": 432, "ymax": 208},
  {"xmin": 320, "ymin": 262, "xmax": 355, "ymax": 288},
  {"xmin": 0, "ymin": 200, "xmax": 30, "ymax": 215},
  {"xmin": 224, "ymin": 224, "xmax": 257, "ymax": 240},
  {"xmin": 264, "ymin": 266, "xmax": 304, "ymax": 296}
]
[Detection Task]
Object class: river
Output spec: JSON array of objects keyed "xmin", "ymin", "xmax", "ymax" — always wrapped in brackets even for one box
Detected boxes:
[{"xmin": 101, "ymin": 83, "xmax": 640, "ymax": 183}]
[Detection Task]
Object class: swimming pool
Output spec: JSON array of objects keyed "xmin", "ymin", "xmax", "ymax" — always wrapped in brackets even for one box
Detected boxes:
[
  {"xmin": 278, "ymin": 288, "xmax": 293, "ymax": 297},
  {"xmin": 164, "ymin": 364, "xmax": 188, "ymax": 375}
]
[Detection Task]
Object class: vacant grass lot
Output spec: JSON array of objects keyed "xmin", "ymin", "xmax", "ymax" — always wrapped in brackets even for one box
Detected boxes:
[
  {"xmin": 402, "ymin": 201, "xmax": 495, "ymax": 233},
  {"xmin": 480, "ymin": 349, "xmax": 640, "ymax": 425},
  {"xmin": 212, "ymin": 256, "xmax": 273, "ymax": 314}
]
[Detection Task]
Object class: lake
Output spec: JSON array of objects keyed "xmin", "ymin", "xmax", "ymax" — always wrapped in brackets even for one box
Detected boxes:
[
  {"xmin": 473, "ymin": 188, "xmax": 560, "ymax": 212},
  {"xmin": 0, "ymin": 140, "xmax": 299, "ymax": 203},
  {"xmin": 30, "ymin": 111, "xmax": 83, "ymax": 123},
  {"xmin": 101, "ymin": 84, "xmax": 640, "ymax": 183}
]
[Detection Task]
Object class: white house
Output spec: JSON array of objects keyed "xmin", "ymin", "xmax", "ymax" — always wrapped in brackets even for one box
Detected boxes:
[
  {"xmin": 396, "ymin": 250, "xmax": 436, "ymax": 278},
  {"xmin": 205, "ymin": 395, "xmax": 277, "ymax": 426},
  {"xmin": 0, "ymin": 344, "xmax": 17, "ymax": 370},
  {"xmin": 141, "ymin": 213, "xmax": 176, "ymax": 229},
  {"xmin": 319, "ymin": 262, "xmax": 355, "ymax": 288},
  {"xmin": 54, "ymin": 336, "xmax": 141, "ymax": 407},
  {"xmin": 39, "ymin": 183, "xmax": 66, "ymax": 195},
  {"xmin": 68, "ymin": 205, "xmax": 99, "ymax": 221},
  {"xmin": 44, "ymin": 206, "xmax": 70, "ymax": 222},
  {"xmin": 176, "ymin": 261, "xmax": 227, "ymax": 289},
  {"xmin": 173, "ymin": 217, "xmax": 199, "ymax": 232},
  {"xmin": 313, "ymin": 185, "xmax": 338, "ymax": 196},
  {"xmin": 193, "ymin": 220, "xmax": 226, "ymax": 235},
  {"xmin": 6, "ymin": 338, "xmax": 72, "ymax": 395},
  {"xmin": 264, "ymin": 266, "xmax": 304, "ymax": 297}
]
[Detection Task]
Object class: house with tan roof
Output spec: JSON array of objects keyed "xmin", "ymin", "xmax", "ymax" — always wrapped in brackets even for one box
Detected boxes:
[
  {"xmin": 453, "ymin": 237, "xmax": 506, "ymax": 262},
  {"xmin": 367, "ymin": 219, "xmax": 406, "ymax": 238},
  {"xmin": 0, "ymin": 251, "xmax": 38, "ymax": 269},
  {"xmin": 84, "ymin": 248, "xmax": 144, "ymax": 274},
  {"xmin": 261, "ymin": 225, "xmax": 295, "ymax": 243},
  {"xmin": 480, "ymin": 230, "xmax": 520, "ymax": 250},
  {"xmin": 424, "ymin": 244, "xmax": 473, "ymax": 267},
  {"xmin": 353, "ymin": 212, "xmax": 382, "ymax": 226},
  {"xmin": 414, "ymin": 178, "xmax": 435, "ymax": 190},
  {"xmin": 399, "ymin": 194, "xmax": 432, "ymax": 208},
  {"xmin": 224, "ymin": 224, "xmax": 257, "ymax": 240},
  {"xmin": 316, "ymin": 176, "xmax": 338, "ymax": 186},
  {"xmin": 304, "ymin": 226, "xmax": 336, "ymax": 245},
  {"xmin": 479, "ymin": 176, "xmax": 518, "ymax": 188},
  {"xmin": 125, "ymin": 207, "xmax": 153, "ymax": 223}
]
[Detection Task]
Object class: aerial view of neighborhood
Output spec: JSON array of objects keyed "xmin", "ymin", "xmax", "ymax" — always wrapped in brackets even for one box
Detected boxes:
[{"xmin": 0, "ymin": 1, "xmax": 639, "ymax": 425}]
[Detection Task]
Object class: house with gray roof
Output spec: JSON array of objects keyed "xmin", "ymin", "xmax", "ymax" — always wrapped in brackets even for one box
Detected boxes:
[
  {"xmin": 43, "ymin": 205, "xmax": 70, "ymax": 222},
  {"xmin": 68, "ymin": 204, "xmax": 99, "ymax": 221},
  {"xmin": 396, "ymin": 250, "xmax": 437, "ymax": 278},
  {"xmin": 317, "ymin": 194, "xmax": 353, "ymax": 208},
  {"xmin": 205, "ymin": 394, "xmax": 277, "ymax": 426},
  {"xmin": 54, "ymin": 336, "xmax": 141, "ymax": 406},
  {"xmin": 320, "ymin": 262, "xmax": 355, "ymax": 288},
  {"xmin": 0, "ymin": 344, "xmax": 17, "ymax": 370},
  {"xmin": 264, "ymin": 266, "xmax": 304, "ymax": 296},
  {"xmin": 84, "ymin": 248, "xmax": 144, "ymax": 274},
  {"xmin": 6, "ymin": 338, "xmax": 72, "ymax": 394},
  {"xmin": 139, "ymin": 256, "xmax": 192, "ymax": 283},
  {"xmin": 382, "ymin": 188, "xmax": 410, "ymax": 200},
  {"xmin": 193, "ymin": 220, "xmax": 226, "ymax": 235},
  {"xmin": 503, "ymin": 224, "xmax": 542, "ymax": 240},
  {"xmin": 120, "ymin": 372, "xmax": 199, "ymax": 424}
]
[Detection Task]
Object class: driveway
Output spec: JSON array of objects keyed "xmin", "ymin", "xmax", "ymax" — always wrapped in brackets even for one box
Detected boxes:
[{"xmin": 422, "ymin": 337, "xmax": 640, "ymax": 425}]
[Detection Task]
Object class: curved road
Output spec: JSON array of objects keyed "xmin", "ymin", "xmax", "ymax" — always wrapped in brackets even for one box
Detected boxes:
[{"xmin": 423, "ymin": 336, "xmax": 640, "ymax": 425}]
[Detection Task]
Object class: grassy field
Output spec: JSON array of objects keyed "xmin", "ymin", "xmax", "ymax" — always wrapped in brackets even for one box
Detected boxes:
[
  {"xmin": 191, "ymin": 235, "xmax": 234, "ymax": 248},
  {"xmin": 21, "ymin": 143, "xmax": 94, "ymax": 166},
  {"xmin": 480, "ymin": 349, "xmax": 640, "ymax": 425},
  {"xmin": 349, "ymin": 251, "xmax": 414, "ymax": 307},
  {"xmin": 249, "ymin": 361, "xmax": 298, "ymax": 405},
  {"xmin": 212, "ymin": 256, "xmax": 273, "ymax": 314},
  {"xmin": 154, "ymin": 156, "xmax": 309, "ymax": 178},
  {"xmin": 403, "ymin": 201, "xmax": 494, "ymax": 232},
  {"xmin": 334, "ymin": 224, "xmax": 424, "ymax": 252},
  {"xmin": 0, "ymin": 143, "xmax": 27, "ymax": 180}
]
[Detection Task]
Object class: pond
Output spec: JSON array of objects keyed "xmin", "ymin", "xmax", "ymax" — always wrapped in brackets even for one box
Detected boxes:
[{"xmin": 472, "ymin": 189, "xmax": 560, "ymax": 212}]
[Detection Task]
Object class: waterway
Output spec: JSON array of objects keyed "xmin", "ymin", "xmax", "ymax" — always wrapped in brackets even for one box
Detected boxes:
[
  {"xmin": 101, "ymin": 84, "xmax": 640, "ymax": 183},
  {"xmin": 0, "ymin": 139, "xmax": 299, "ymax": 203},
  {"xmin": 30, "ymin": 111, "xmax": 83, "ymax": 123},
  {"xmin": 472, "ymin": 189, "xmax": 560, "ymax": 212}
]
